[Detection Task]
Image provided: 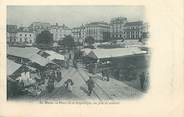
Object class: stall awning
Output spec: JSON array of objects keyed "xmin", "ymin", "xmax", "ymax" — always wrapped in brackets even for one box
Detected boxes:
[
  {"xmin": 29, "ymin": 54, "xmax": 53, "ymax": 66},
  {"xmin": 44, "ymin": 50, "xmax": 65, "ymax": 61},
  {"xmin": 7, "ymin": 59, "xmax": 22, "ymax": 76},
  {"xmin": 7, "ymin": 47, "xmax": 40, "ymax": 59},
  {"xmin": 81, "ymin": 48, "xmax": 93, "ymax": 56}
]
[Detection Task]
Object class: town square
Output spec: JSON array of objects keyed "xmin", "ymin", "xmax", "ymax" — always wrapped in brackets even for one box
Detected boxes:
[{"xmin": 7, "ymin": 6, "xmax": 150, "ymax": 101}]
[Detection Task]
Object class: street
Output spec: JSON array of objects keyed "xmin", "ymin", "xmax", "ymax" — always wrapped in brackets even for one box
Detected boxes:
[{"xmin": 38, "ymin": 63, "xmax": 143, "ymax": 101}]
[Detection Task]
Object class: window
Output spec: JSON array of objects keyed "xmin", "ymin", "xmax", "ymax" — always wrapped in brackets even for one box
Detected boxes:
[
  {"xmin": 25, "ymin": 34, "xmax": 27, "ymax": 36},
  {"xmin": 20, "ymin": 34, "xmax": 22, "ymax": 36},
  {"xmin": 20, "ymin": 38, "xmax": 22, "ymax": 42},
  {"xmin": 30, "ymin": 34, "xmax": 32, "ymax": 37},
  {"xmin": 25, "ymin": 38, "xmax": 28, "ymax": 43}
]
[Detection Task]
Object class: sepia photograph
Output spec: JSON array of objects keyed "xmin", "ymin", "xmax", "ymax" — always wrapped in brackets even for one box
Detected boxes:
[
  {"xmin": 6, "ymin": 6, "xmax": 150, "ymax": 102},
  {"xmin": 0, "ymin": 0, "xmax": 183, "ymax": 116}
]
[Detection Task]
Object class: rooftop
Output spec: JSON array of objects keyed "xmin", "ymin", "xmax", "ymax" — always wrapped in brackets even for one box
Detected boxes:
[
  {"xmin": 88, "ymin": 47, "xmax": 147, "ymax": 59},
  {"xmin": 51, "ymin": 24, "xmax": 71, "ymax": 30},
  {"xmin": 44, "ymin": 50, "xmax": 65, "ymax": 61},
  {"xmin": 29, "ymin": 54, "xmax": 52, "ymax": 66},
  {"xmin": 124, "ymin": 21, "xmax": 143, "ymax": 27},
  {"xmin": 7, "ymin": 47, "xmax": 40, "ymax": 59},
  {"xmin": 7, "ymin": 59, "xmax": 22, "ymax": 76},
  {"xmin": 86, "ymin": 21, "xmax": 109, "ymax": 27},
  {"xmin": 7, "ymin": 47, "xmax": 52, "ymax": 66},
  {"xmin": 110, "ymin": 17, "xmax": 128, "ymax": 24}
]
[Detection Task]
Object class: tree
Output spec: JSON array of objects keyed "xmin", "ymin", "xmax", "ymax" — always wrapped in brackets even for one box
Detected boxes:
[
  {"xmin": 62, "ymin": 35, "xmax": 75, "ymax": 50},
  {"xmin": 36, "ymin": 30, "xmax": 53, "ymax": 46},
  {"xmin": 85, "ymin": 36, "xmax": 95, "ymax": 46}
]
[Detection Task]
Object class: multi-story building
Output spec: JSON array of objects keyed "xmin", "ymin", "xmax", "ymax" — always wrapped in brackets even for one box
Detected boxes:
[
  {"xmin": 142, "ymin": 23, "xmax": 149, "ymax": 39},
  {"xmin": 72, "ymin": 25, "xmax": 86, "ymax": 43},
  {"xmin": 123, "ymin": 21, "xmax": 147, "ymax": 40},
  {"xmin": 29, "ymin": 22, "xmax": 51, "ymax": 37},
  {"xmin": 50, "ymin": 23, "xmax": 72, "ymax": 42},
  {"xmin": 7, "ymin": 25, "xmax": 17, "ymax": 44},
  {"xmin": 110, "ymin": 17, "xmax": 128, "ymax": 40},
  {"xmin": 7, "ymin": 25, "xmax": 36, "ymax": 45},
  {"xmin": 85, "ymin": 22, "xmax": 110, "ymax": 42},
  {"xmin": 16, "ymin": 31, "xmax": 35, "ymax": 45},
  {"xmin": 7, "ymin": 25, "xmax": 17, "ymax": 33},
  {"xmin": 29, "ymin": 22, "xmax": 51, "ymax": 31},
  {"xmin": 7, "ymin": 32, "xmax": 17, "ymax": 44}
]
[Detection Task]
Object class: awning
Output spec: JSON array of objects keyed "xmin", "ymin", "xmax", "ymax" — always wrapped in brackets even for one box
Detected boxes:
[
  {"xmin": 87, "ymin": 47, "xmax": 147, "ymax": 59},
  {"xmin": 29, "ymin": 54, "xmax": 53, "ymax": 66},
  {"xmin": 44, "ymin": 50, "xmax": 65, "ymax": 61},
  {"xmin": 7, "ymin": 59, "xmax": 22, "ymax": 76},
  {"xmin": 7, "ymin": 47, "xmax": 40, "ymax": 59}
]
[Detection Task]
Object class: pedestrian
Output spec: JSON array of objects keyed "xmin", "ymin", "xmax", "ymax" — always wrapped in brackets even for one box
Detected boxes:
[
  {"xmin": 51, "ymin": 70, "xmax": 55, "ymax": 81},
  {"xmin": 65, "ymin": 59, "xmax": 69, "ymax": 69},
  {"xmin": 64, "ymin": 79, "xmax": 74, "ymax": 92},
  {"xmin": 101, "ymin": 69, "xmax": 105, "ymax": 80},
  {"xmin": 73, "ymin": 60, "xmax": 77, "ymax": 69},
  {"xmin": 47, "ymin": 77, "xmax": 54, "ymax": 93},
  {"xmin": 106, "ymin": 70, "xmax": 110, "ymax": 81},
  {"xmin": 139, "ymin": 72, "xmax": 146, "ymax": 90},
  {"xmin": 86, "ymin": 76, "xmax": 95, "ymax": 96},
  {"xmin": 56, "ymin": 68, "xmax": 62, "ymax": 82},
  {"xmin": 68, "ymin": 79, "xmax": 74, "ymax": 92}
]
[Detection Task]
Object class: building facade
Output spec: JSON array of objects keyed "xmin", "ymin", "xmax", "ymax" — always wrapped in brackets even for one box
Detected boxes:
[
  {"xmin": 7, "ymin": 25, "xmax": 17, "ymax": 33},
  {"xmin": 110, "ymin": 17, "xmax": 128, "ymax": 40},
  {"xmin": 72, "ymin": 25, "xmax": 86, "ymax": 43},
  {"xmin": 7, "ymin": 32, "xmax": 17, "ymax": 44},
  {"xmin": 29, "ymin": 22, "xmax": 51, "ymax": 31},
  {"xmin": 123, "ymin": 21, "xmax": 146, "ymax": 40},
  {"xmin": 29, "ymin": 22, "xmax": 51, "ymax": 37},
  {"xmin": 7, "ymin": 25, "xmax": 18, "ymax": 44},
  {"xmin": 85, "ymin": 22, "xmax": 110, "ymax": 42},
  {"xmin": 50, "ymin": 23, "xmax": 72, "ymax": 42},
  {"xmin": 16, "ymin": 31, "xmax": 35, "ymax": 45}
]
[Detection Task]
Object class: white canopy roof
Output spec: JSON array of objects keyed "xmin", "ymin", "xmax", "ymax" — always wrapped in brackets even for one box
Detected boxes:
[
  {"xmin": 81, "ymin": 48, "xmax": 93, "ymax": 56},
  {"xmin": 7, "ymin": 47, "xmax": 53, "ymax": 66},
  {"xmin": 44, "ymin": 50, "xmax": 65, "ymax": 61},
  {"xmin": 7, "ymin": 59, "xmax": 22, "ymax": 76},
  {"xmin": 87, "ymin": 47, "xmax": 147, "ymax": 59},
  {"xmin": 7, "ymin": 47, "xmax": 40, "ymax": 59},
  {"xmin": 29, "ymin": 54, "xmax": 52, "ymax": 66}
]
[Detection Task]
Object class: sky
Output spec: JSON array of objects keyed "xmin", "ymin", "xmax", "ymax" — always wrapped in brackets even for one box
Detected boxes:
[{"xmin": 7, "ymin": 6, "xmax": 145, "ymax": 28}]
